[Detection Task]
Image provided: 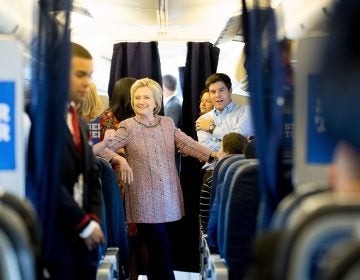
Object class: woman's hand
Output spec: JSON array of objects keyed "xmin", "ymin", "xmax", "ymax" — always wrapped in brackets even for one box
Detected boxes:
[
  {"xmin": 209, "ymin": 151, "xmax": 219, "ymax": 162},
  {"xmin": 111, "ymin": 154, "xmax": 134, "ymax": 184},
  {"xmin": 92, "ymin": 129, "xmax": 116, "ymax": 155},
  {"xmin": 102, "ymin": 129, "xmax": 115, "ymax": 147}
]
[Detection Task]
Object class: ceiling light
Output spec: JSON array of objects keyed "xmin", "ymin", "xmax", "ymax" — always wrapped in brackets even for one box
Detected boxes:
[{"xmin": 156, "ymin": 0, "xmax": 168, "ymax": 30}]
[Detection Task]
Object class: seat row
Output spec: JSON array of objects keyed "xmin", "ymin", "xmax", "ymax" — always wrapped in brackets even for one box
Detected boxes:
[
  {"xmin": 200, "ymin": 155, "xmax": 259, "ymax": 280},
  {"xmin": 201, "ymin": 154, "xmax": 360, "ymax": 280}
]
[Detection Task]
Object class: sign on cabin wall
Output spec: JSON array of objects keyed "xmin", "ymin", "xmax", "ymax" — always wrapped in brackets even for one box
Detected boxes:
[
  {"xmin": 306, "ymin": 74, "xmax": 337, "ymax": 163},
  {"xmin": 0, "ymin": 37, "xmax": 25, "ymax": 197},
  {"xmin": 0, "ymin": 81, "xmax": 15, "ymax": 170},
  {"xmin": 88, "ymin": 116, "xmax": 100, "ymax": 144}
]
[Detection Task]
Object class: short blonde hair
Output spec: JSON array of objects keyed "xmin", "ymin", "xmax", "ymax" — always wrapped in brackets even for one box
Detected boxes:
[
  {"xmin": 130, "ymin": 78, "xmax": 162, "ymax": 115},
  {"xmin": 77, "ymin": 83, "xmax": 102, "ymax": 122}
]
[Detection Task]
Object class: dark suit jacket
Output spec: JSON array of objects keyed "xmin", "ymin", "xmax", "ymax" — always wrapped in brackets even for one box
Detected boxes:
[
  {"xmin": 164, "ymin": 95, "xmax": 182, "ymax": 127},
  {"xmin": 47, "ymin": 115, "xmax": 102, "ymax": 279},
  {"xmin": 58, "ymin": 117, "xmax": 102, "ymax": 237}
]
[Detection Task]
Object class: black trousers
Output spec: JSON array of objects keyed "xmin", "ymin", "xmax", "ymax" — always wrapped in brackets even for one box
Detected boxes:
[
  {"xmin": 44, "ymin": 234, "xmax": 99, "ymax": 280},
  {"xmin": 137, "ymin": 223, "xmax": 175, "ymax": 280}
]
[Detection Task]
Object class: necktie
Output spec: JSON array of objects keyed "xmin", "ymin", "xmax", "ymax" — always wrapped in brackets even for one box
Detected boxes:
[{"xmin": 69, "ymin": 106, "xmax": 82, "ymax": 153}]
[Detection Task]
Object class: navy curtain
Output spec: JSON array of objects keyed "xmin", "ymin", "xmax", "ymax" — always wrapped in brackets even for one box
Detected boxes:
[
  {"xmin": 26, "ymin": 0, "xmax": 71, "ymax": 261},
  {"xmin": 168, "ymin": 42, "xmax": 219, "ymax": 272},
  {"xmin": 178, "ymin": 66, "xmax": 185, "ymax": 101},
  {"xmin": 242, "ymin": 1, "xmax": 287, "ymax": 230},
  {"xmin": 181, "ymin": 42, "xmax": 220, "ymax": 138},
  {"xmin": 108, "ymin": 42, "xmax": 162, "ymax": 99}
]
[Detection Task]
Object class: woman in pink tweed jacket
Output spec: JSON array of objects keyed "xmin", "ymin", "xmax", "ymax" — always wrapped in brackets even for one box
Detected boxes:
[{"xmin": 100, "ymin": 78, "xmax": 216, "ymax": 279}]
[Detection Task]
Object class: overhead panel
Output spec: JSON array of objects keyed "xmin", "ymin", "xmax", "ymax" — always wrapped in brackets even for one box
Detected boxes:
[{"xmin": 215, "ymin": 14, "xmax": 243, "ymax": 45}]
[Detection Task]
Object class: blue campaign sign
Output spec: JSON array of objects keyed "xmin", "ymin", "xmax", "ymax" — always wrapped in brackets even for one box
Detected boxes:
[
  {"xmin": 306, "ymin": 74, "xmax": 337, "ymax": 164},
  {"xmin": 88, "ymin": 116, "xmax": 100, "ymax": 144},
  {"xmin": 0, "ymin": 81, "xmax": 15, "ymax": 170}
]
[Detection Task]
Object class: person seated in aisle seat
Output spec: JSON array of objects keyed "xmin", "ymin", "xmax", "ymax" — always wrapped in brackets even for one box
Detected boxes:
[
  {"xmin": 199, "ymin": 132, "xmax": 248, "ymax": 233},
  {"xmin": 244, "ymin": 138, "xmax": 256, "ymax": 159},
  {"xmin": 328, "ymin": 141, "xmax": 360, "ymax": 200},
  {"xmin": 318, "ymin": 0, "xmax": 360, "ymax": 201}
]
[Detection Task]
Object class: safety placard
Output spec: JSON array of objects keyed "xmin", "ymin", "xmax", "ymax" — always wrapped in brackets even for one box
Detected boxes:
[{"xmin": 0, "ymin": 81, "xmax": 15, "ymax": 170}]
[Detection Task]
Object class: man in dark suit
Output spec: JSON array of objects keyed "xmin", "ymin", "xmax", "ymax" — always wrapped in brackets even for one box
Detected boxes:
[
  {"xmin": 162, "ymin": 74, "xmax": 182, "ymax": 173},
  {"xmin": 162, "ymin": 74, "xmax": 182, "ymax": 128},
  {"xmin": 46, "ymin": 43, "xmax": 104, "ymax": 280}
]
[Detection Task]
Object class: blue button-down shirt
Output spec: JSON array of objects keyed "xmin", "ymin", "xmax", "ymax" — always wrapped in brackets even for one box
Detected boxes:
[{"xmin": 197, "ymin": 101, "xmax": 253, "ymax": 170}]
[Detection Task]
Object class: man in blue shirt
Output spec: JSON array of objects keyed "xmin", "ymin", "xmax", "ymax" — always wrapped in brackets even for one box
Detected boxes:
[{"xmin": 196, "ymin": 73, "xmax": 253, "ymax": 174}]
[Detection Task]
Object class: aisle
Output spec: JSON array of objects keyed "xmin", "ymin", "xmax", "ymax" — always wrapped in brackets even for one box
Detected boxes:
[{"xmin": 138, "ymin": 271, "xmax": 200, "ymax": 280}]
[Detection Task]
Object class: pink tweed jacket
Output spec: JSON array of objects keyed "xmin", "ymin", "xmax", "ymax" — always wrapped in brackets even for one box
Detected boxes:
[{"xmin": 101, "ymin": 116, "xmax": 212, "ymax": 223}]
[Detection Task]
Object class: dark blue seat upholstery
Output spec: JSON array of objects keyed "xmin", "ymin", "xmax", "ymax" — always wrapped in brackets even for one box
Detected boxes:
[
  {"xmin": 0, "ymin": 203, "xmax": 35, "ymax": 280},
  {"xmin": 222, "ymin": 161, "xmax": 259, "ymax": 280},
  {"xmin": 210, "ymin": 154, "xmax": 245, "ymax": 208},
  {"xmin": 206, "ymin": 155, "xmax": 245, "ymax": 251},
  {"xmin": 0, "ymin": 192, "xmax": 41, "ymax": 261},
  {"xmin": 207, "ymin": 157, "xmax": 251, "ymax": 252},
  {"xmin": 248, "ymin": 184, "xmax": 334, "ymax": 280},
  {"xmin": 271, "ymin": 181, "xmax": 329, "ymax": 229},
  {"xmin": 275, "ymin": 193, "xmax": 360, "ymax": 280},
  {"xmin": 96, "ymin": 157, "xmax": 130, "ymax": 279},
  {"xmin": 217, "ymin": 159, "xmax": 256, "ymax": 255}
]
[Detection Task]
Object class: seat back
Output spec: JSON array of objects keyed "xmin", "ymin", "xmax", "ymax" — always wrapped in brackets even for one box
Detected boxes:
[
  {"xmin": 0, "ymin": 203, "xmax": 35, "ymax": 280},
  {"xmin": 0, "ymin": 191, "xmax": 42, "ymax": 258},
  {"xmin": 207, "ymin": 158, "xmax": 251, "ymax": 250},
  {"xmin": 275, "ymin": 193, "xmax": 360, "ymax": 280},
  {"xmin": 210, "ymin": 155, "xmax": 245, "ymax": 207},
  {"xmin": 222, "ymin": 161, "xmax": 259, "ymax": 280},
  {"xmin": 217, "ymin": 159, "xmax": 255, "ymax": 254},
  {"xmin": 271, "ymin": 181, "xmax": 329, "ymax": 229},
  {"xmin": 324, "ymin": 242, "xmax": 360, "ymax": 280},
  {"xmin": 96, "ymin": 157, "xmax": 129, "ymax": 279},
  {"xmin": 0, "ymin": 229, "xmax": 22, "ymax": 280}
]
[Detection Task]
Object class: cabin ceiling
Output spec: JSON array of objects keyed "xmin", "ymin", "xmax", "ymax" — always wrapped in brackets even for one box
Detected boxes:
[
  {"xmin": 4, "ymin": 0, "xmax": 335, "ymax": 92},
  {"xmin": 71, "ymin": 0, "xmax": 242, "ymax": 60}
]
